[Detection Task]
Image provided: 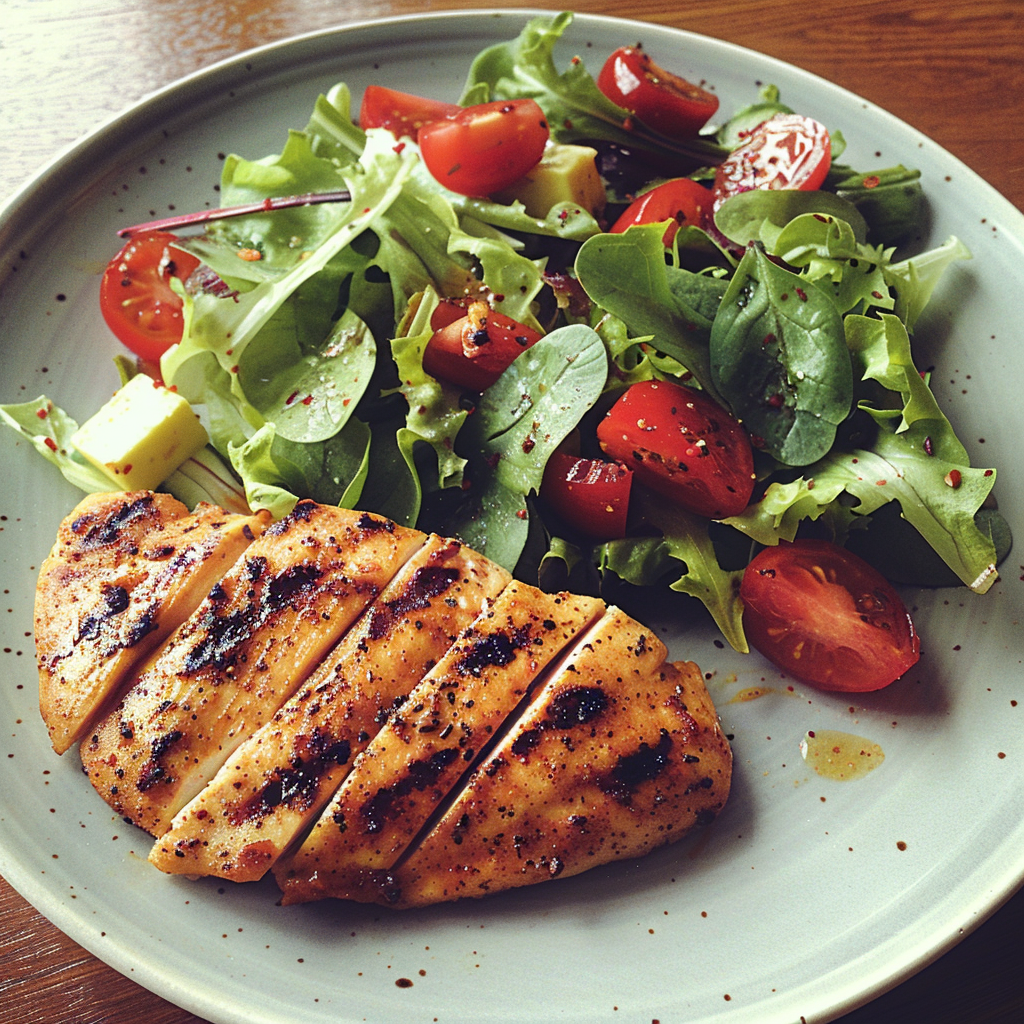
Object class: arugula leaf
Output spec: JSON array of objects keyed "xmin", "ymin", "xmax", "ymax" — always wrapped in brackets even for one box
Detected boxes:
[
  {"xmin": 710, "ymin": 243, "xmax": 853, "ymax": 465},
  {"xmin": 597, "ymin": 491, "xmax": 747, "ymax": 652},
  {"xmin": 463, "ymin": 11, "xmax": 726, "ymax": 165}
]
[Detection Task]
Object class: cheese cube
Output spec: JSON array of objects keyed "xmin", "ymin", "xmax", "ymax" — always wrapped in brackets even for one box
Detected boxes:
[{"xmin": 71, "ymin": 374, "xmax": 209, "ymax": 491}]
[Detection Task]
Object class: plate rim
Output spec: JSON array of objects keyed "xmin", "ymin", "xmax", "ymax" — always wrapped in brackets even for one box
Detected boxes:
[{"xmin": 2, "ymin": 9, "xmax": 1023, "ymax": 1024}]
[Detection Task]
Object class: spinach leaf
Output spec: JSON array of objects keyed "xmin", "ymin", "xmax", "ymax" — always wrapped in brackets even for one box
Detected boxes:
[
  {"xmin": 829, "ymin": 164, "xmax": 925, "ymax": 246},
  {"xmin": 710, "ymin": 243, "xmax": 852, "ymax": 465},
  {"xmin": 448, "ymin": 323, "xmax": 607, "ymax": 570},
  {"xmin": 575, "ymin": 224, "xmax": 724, "ymax": 401},
  {"xmin": 239, "ymin": 306, "xmax": 376, "ymax": 445}
]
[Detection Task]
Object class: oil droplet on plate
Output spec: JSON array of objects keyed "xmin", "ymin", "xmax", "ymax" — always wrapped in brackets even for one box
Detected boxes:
[
  {"xmin": 729, "ymin": 685, "xmax": 775, "ymax": 703},
  {"xmin": 800, "ymin": 729, "xmax": 884, "ymax": 780}
]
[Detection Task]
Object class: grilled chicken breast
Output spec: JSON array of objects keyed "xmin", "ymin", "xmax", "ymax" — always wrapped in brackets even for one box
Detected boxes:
[
  {"xmin": 363, "ymin": 611, "xmax": 731, "ymax": 908},
  {"xmin": 149, "ymin": 535, "xmax": 511, "ymax": 882},
  {"xmin": 81, "ymin": 502, "xmax": 422, "ymax": 836},
  {"xmin": 36, "ymin": 491, "xmax": 268, "ymax": 754},
  {"xmin": 273, "ymin": 581, "xmax": 605, "ymax": 904},
  {"xmin": 40, "ymin": 492, "xmax": 731, "ymax": 907}
]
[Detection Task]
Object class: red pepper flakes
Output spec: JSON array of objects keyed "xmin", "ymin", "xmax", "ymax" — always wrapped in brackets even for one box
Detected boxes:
[
  {"xmin": 393, "ymin": 141, "xmax": 406, "ymax": 154},
  {"xmin": 286, "ymin": 391, "xmax": 300, "ymax": 406},
  {"xmin": 301, "ymin": 394, "xmax": 314, "ymax": 406},
  {"xmin": 43, "ymin": 437, "xmax": 58, "ymax": 452},
  {"xmin": 795, "ymin": 287, "xmax": 808, "ymax": 302},
  {"xmin": 923, "ymin": 436, "xmax": 934, "ymax": 455},
  {"xmin": 237, "ymin": 248, "xmax": 263, "ymax": 261},
  {"xmin": 862, "ymin": 175, "xmax": 881, "ymax": 189},
  {"xmin": 123, "ymin": 463, "xmax": 133, "ymax": 475},
  {"xmin": 36, "ymin": 406, "xmax": 50, "ymax": 419},
  {"xmin": 515, "ymin": 508, "xmax": 528, "ymax": 519},
  {"xmin": 622, "ymin": 116, "xmax": 635, "ymax": 131},
  {"xmin": 945, "ymin": 469, "xmax": 963, "ymax": 488}
]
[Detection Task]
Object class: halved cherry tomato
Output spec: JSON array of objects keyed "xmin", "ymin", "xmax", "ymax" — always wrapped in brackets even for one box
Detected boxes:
[
  {"xmin": 596, "ymin": 380, "xmax": 755, "ymax": 519},
  {"xmin": 418, "ymin": 98, "xmax": 550, "ymax": 197},
  {"xmin": 422, "ymin": 301, "xmax": 543, "ymax": 391},
  {"xmin": 597, "ymin": 46, "xmax": 719, "ymax": 138},
  {"xmin": 359, "ymin": 85, "xmax": 461, "ymax": 141},
  {"xmin": 99, "ymin": 231, "xmax": 201, "ymax": 363},
  {"xmin": 540, "ymin": 452, "xmax": 633, "ymax": 540},
  {"xmin": 610, "ymin": 177, "xmax": 711, "ymax": 246},
  {"xmin": 739, "ymin": 539, "xmax": 920, "ymax": 692},
  {"xmin": 712, "ymin": 112, "xmax": 832, "ymax": 209}
]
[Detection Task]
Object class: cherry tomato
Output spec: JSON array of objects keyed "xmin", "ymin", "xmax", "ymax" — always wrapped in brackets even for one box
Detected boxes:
[
  {"xmin": 712, "ymin": 113, "xmax": 832, "ymax": 209},
  {"xmin": 418, "ymin": 98, "xmax": 550, "ymax": 197},
  {"xmin": 422, "ymin": 301, "xmax": 543, "ymax": 391},
  {"xmin": 540, "ymin": 452, "xmax": 633, "ymax": 540},
  {"xmin": 596, "ymin": 380, "xmax": 755, "ymax": 519},
  {"xmin": 610, "ymin": 177, "xmax": 712, "ymax": 246},
  {"xmin": 359, "ymin": 85, "xmax": 461, "ymax": 141},
  {"xmin": 597, "ymin": 46, "xmax": 719, "ymax": 138},
  {"xmin": 99, "ymin": 231, "xmax": 201, "ymax": 363},
  {"xmin": 739, "ymin": 539, "xmax": 920, "ymax": 692}
]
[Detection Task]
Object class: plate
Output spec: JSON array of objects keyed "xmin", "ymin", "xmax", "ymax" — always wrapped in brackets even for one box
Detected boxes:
[{"xmin": 2, "ymin": 10, "xmax": 1023, "ymax": 1024}]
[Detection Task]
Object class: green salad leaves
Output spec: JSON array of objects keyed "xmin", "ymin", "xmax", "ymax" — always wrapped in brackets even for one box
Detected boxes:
[{"xmin": 2, "ymin": 10, "xmax": 1008, "ymax": 657}]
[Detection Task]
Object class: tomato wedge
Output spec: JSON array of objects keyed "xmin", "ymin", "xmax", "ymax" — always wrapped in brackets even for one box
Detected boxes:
[
  {"xmin": 99, "ymin": 231, "xmax": 201, "ymax": 363},
  {"xmin": 596, "ymin": 380, "xmax": 755, "ymax": 519},
  {"xmin": 712, "ymin": 112, "xmax": 832, "ymax": 208},
  {"xmin": 597, "ymin": 46, "xmax": 719, "ymax": 138},
  {"xmin": 610, "ymin": 177, "xmax": 711, "ymax": 246},
  {"xmin": 422, "ymin": 301, "xmax": 542, "ymax": 391},
  {"xmin": 739, "ymin": 539, "xmax": 921, "ymax": 692},
  {"xmin": 540, "ymin": 452, "xmax": 632, "ymax": 540},
  {"xmin": 359, "ymin": 85, "xmax": 461, "ymax": 141},
  {"xmin": 418, "ymin": 98, "xmax": 550, "ymax": 197}
]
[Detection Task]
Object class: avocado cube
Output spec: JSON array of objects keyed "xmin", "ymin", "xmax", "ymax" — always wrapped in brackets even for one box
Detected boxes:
[
  {"xmin": 71, "ymin": 374, "xmax": 209, "ymax": 491},
  {"xmin": 494, "ymin": 144, "xmax": 607, "ymax": 219}
]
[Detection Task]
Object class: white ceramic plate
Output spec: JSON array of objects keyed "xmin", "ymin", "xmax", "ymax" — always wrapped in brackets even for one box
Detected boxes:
[{"xmin": 2, "ymin": 10, "xmax": 1022, "ymax": 1024}]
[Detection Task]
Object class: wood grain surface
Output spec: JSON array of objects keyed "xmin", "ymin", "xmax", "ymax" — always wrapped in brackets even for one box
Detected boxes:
[{"xmin": 2, "ymin": 2, "xmax": 1022, "ymax": 1023}]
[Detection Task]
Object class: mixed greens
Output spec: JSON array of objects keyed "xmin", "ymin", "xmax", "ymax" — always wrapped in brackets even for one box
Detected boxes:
[{"xmin": 2, "ymin": 11, "xmax": 1009, "ymax": 656}]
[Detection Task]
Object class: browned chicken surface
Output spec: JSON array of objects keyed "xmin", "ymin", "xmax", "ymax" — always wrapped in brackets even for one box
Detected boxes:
[
  {"xmin": 80, "ymin": 502, "xmax": 423, "ymax": 836},
  {"xmin": 36, "ymin": 491, "xmax": 268, "ymax": 754},
  {"xmin": 149, "ymin": 535, "xmax": 511, "ymax": 882},
  {"xmin": 37, "ymin": 493, "xmax": 732, "ymax": 907}
]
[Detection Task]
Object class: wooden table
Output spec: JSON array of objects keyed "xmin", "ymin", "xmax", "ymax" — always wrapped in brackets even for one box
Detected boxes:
[{"xmin": 2, "ymin": 2, "xmax": 1022, "ymax": 1022}]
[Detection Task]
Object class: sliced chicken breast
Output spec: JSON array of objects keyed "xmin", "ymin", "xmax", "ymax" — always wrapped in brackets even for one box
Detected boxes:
[
  {"xmin": 274, "ymin": 581, "xmax": 606, "ymax": 904},
  {"xmin": 149, "ymin": 534, "xmax": 511, "ymax": 882},
  {"xmin": 359, "ymin": 608, "xmax": 732, "ymax": 908},
  {"xmin": 80, "ymin": 502, "xmax": 423, "ymax": 836},
  {"xmin": 36, "ymin": 491, "xmax": 268, "ymax": 754}
]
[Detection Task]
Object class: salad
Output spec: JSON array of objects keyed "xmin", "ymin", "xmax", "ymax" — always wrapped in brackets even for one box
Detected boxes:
[{"xmin": 2, "ymin": 10, "xmax": 1010, "ymax": 694}]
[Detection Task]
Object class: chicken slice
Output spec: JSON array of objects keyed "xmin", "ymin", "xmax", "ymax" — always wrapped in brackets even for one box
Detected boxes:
[
  {"xmin": 36, "ymin": 491, "xmax": 268, "ymax": 754},
  {"xmin": 148, "ymin": 535, "xmax": 511, "ymax": 882},
  {"xmin": 80, "ymin": 502, "xmax": 423, "ymax": 836},
  {"xmin": 338, "ymin": 607, "xmax": 732, "ymax": 907},
  {"xmin": 274, "ymin": 582, "xmax": 606, "ymax": 904}
]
